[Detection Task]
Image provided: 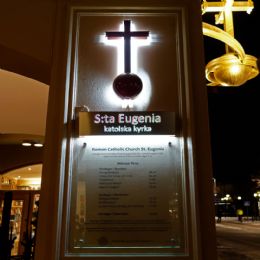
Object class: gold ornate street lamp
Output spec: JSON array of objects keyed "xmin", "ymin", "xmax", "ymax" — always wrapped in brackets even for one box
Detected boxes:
[{"xmin": 201, "ymin": 0, "xmax": 259, "ymax": 86}]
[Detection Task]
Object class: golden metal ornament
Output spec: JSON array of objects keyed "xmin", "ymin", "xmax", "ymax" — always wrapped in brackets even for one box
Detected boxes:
[{"xmin": 201, "ymin": 0, "xmax": 259, "ymax": 87}]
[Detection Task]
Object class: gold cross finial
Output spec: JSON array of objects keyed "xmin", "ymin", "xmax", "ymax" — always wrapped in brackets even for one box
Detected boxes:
[
  {"xmin": 202, "ymin": 0, "xmax": 254, "ymax": 16},
  {"xmin": 202, "ymin": 0, "xmax": 254, "ymax": 52}
]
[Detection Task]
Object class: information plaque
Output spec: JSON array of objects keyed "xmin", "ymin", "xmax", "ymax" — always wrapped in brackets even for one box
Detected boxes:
[
  {"xmin": 70, "ymin": 109, "xmax": 185, "ymax": 254},
  {"xmin": 71, "ymin": 133, "xmax": 184, "ymax": 253}
]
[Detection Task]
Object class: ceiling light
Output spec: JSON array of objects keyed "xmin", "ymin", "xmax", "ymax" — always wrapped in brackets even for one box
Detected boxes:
[
  {"xmin": 34, "ymin": 143, "xmax": 44, "ymax": 147},
  {"xmin": 22, "ymin": 141, "xmax": 32, "ymax": 146},
  {"xmin": 22, "ymin": 140, "xmax": 44, "ymax": 147}
]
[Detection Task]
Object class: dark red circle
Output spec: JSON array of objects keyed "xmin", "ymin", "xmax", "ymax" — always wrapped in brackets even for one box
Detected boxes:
[{"xmin": 113, "ymin": 73, "xmax": 143, "ymax": 99}]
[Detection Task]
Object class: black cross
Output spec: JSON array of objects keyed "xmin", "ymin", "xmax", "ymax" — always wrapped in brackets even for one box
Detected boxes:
[{"xmin": 106, "ymin": 20, "xmax": 149, "ymax": 73}]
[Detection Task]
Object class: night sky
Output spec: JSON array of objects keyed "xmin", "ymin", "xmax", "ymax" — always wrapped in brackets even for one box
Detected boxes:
[{"xmin": 202, "ymin": 0, "xmax": 260, "ymax": 184}]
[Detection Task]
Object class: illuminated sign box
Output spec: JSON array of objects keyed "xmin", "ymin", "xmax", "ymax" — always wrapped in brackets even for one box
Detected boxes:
[
  {"xmin": 65, "ymin": 6, "xmax": 192, "ymax": 257},
  {"xmin": 77, "ymin": 111, "xmax": 176, "ymax": 136}
]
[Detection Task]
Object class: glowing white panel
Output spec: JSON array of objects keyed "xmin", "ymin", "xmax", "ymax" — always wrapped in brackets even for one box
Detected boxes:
[
  {"xmin": 78, "ymin": 135, "xmax": 177, "ymax": 147},
  {"xmin": 74, "ymin": 134, "xmax": 181, "ymax": 248}
]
